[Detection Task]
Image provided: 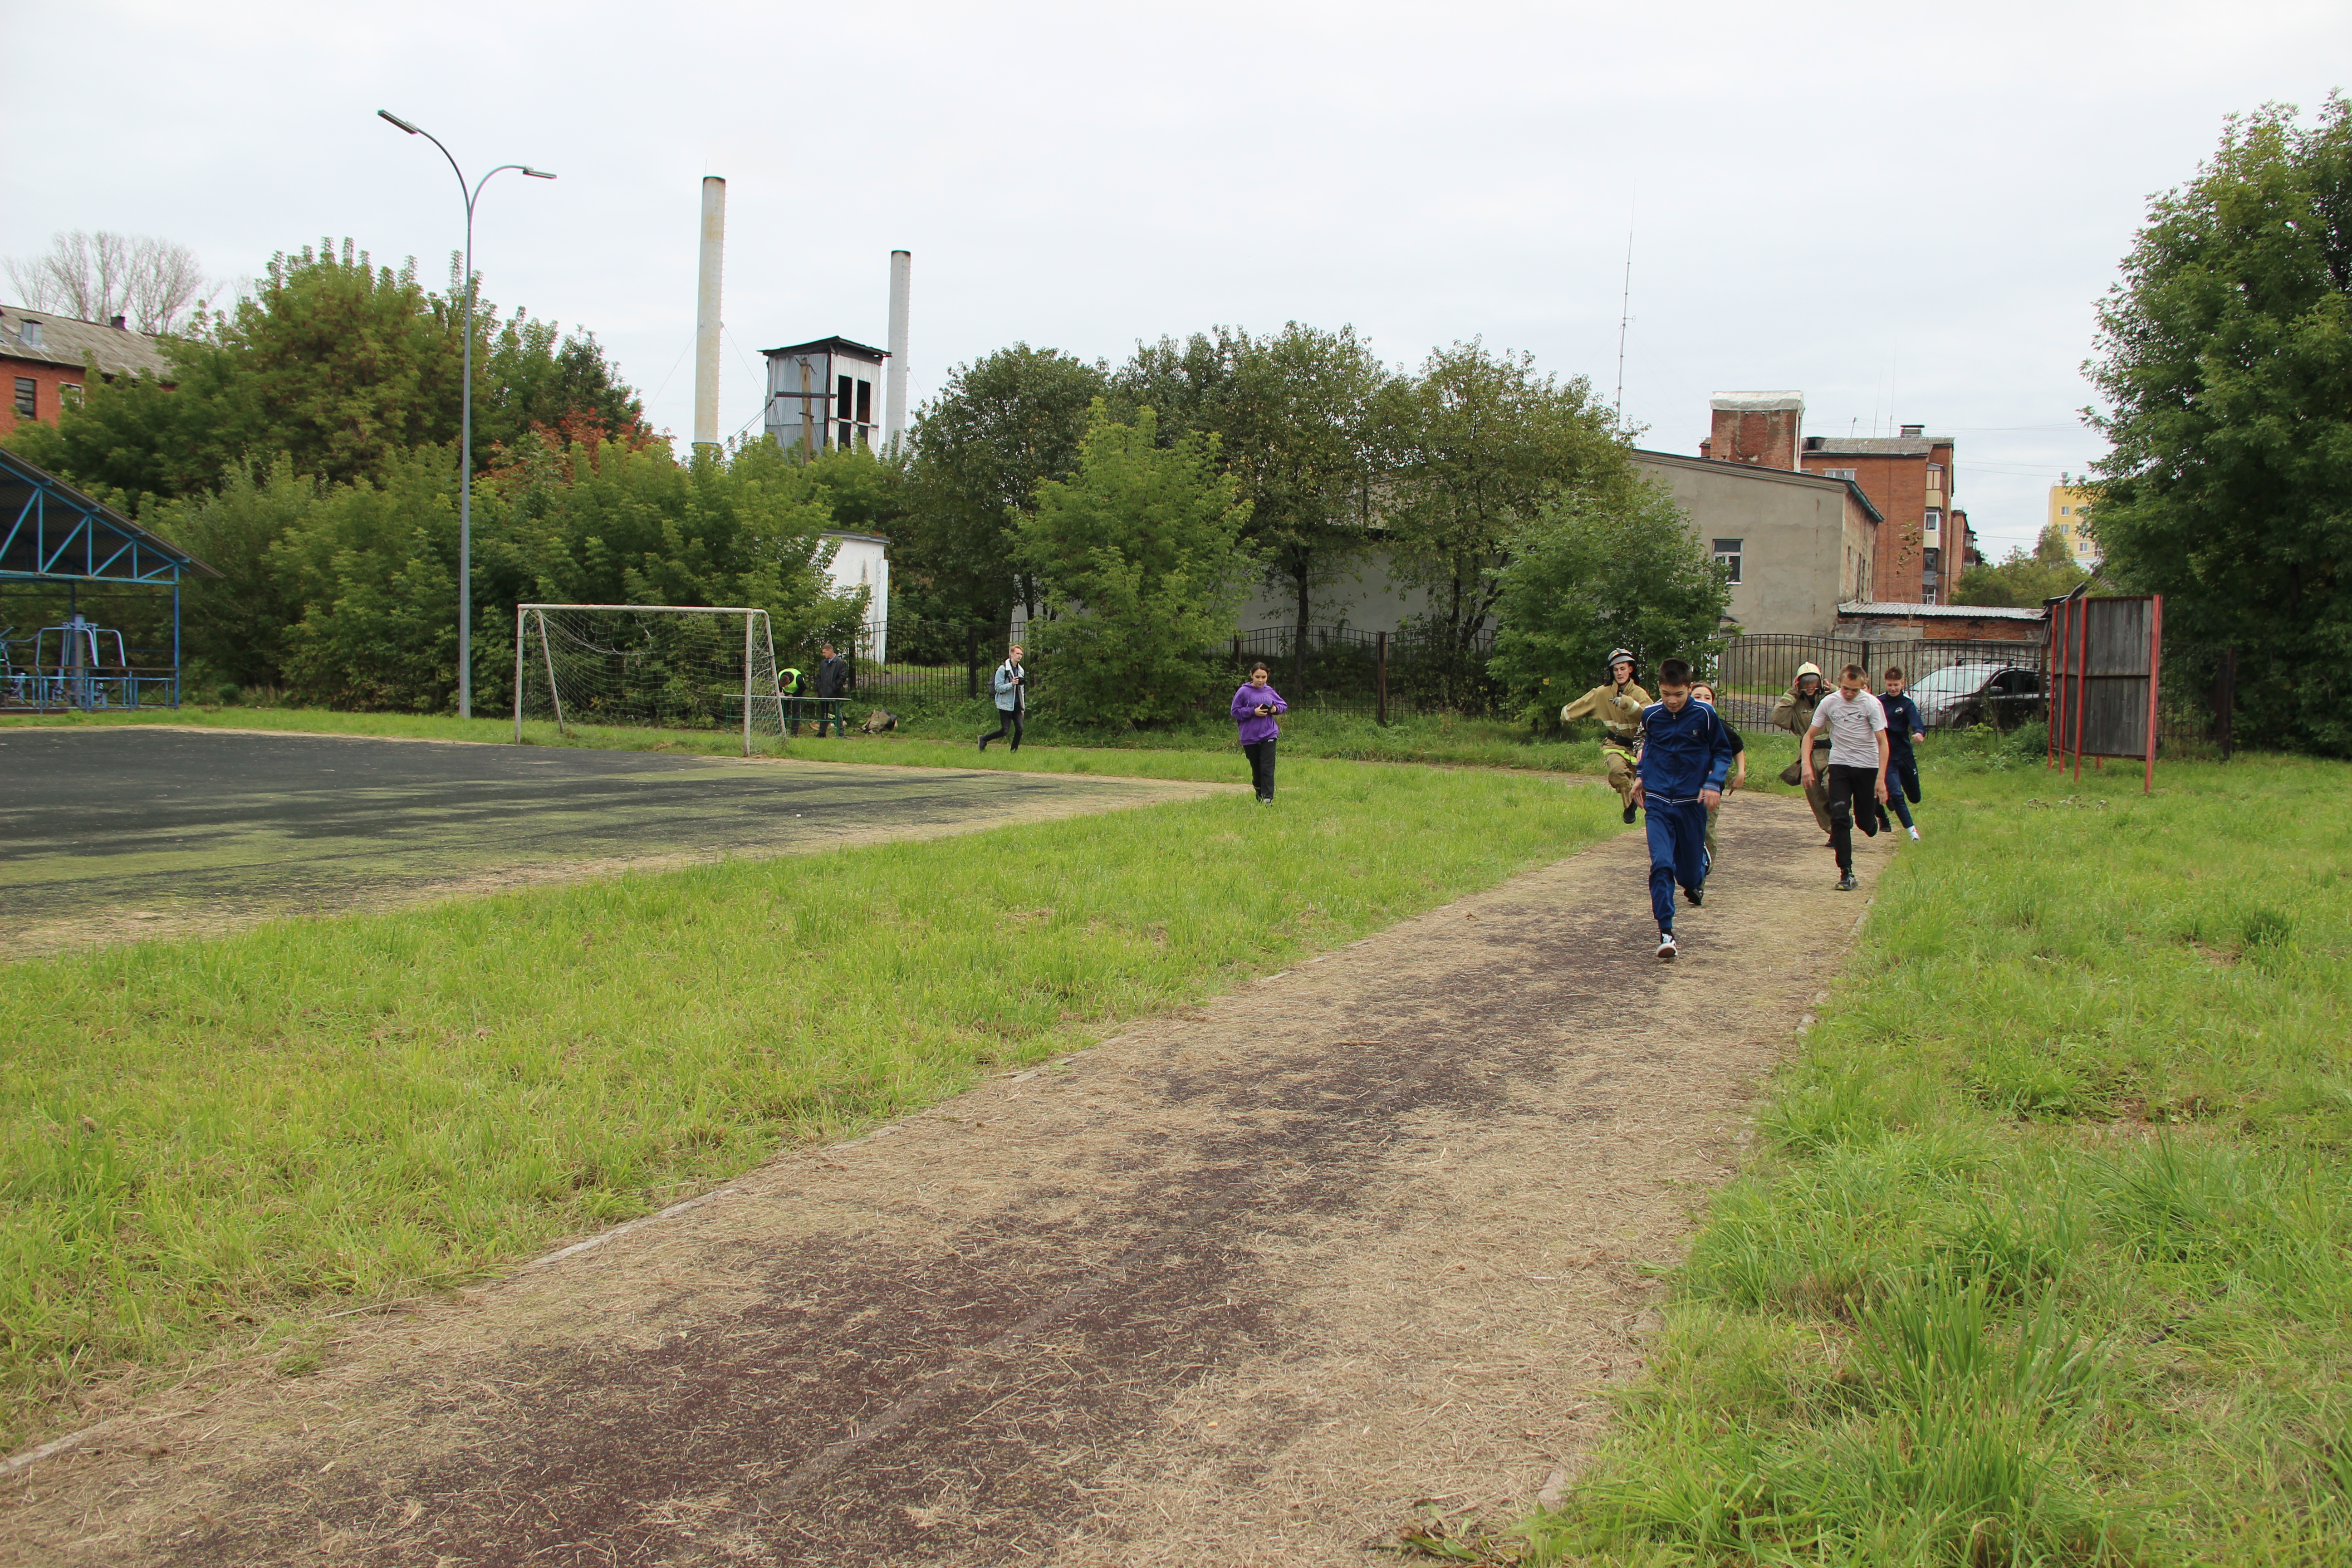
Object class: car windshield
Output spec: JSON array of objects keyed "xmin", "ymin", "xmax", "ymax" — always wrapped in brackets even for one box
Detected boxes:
[{"xmin": 1911, "ymin": 665, "xmax": 1998, "ymax": 697}]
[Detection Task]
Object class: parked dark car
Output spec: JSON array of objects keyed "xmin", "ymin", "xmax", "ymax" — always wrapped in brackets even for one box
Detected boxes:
[{"xmin": 1914, "ymin": 662, "xmax": 2045, "ymax": 730}]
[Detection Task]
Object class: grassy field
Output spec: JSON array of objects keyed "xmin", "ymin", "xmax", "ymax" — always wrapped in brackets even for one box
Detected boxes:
[
  {"xmin": 5, "ymin": 698, "xmax": 1808, "ymax": 789},
  {"xmin": 0, "ymin": 743, "xmax": 1621, "ymax": 1449},
  {"xmin": 1519, "ymin": 740, "xmax": 2352, "ymax": 1567}
]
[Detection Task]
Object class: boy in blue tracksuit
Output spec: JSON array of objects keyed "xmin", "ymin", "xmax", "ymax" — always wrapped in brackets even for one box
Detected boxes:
[
  {"xmin": 1627, "ymin": 657, "xmax": 1735, "ymax": 962},
  {"xmin": 1878, "ymin": 666, "xmax": 1926, "ymax": 841}
]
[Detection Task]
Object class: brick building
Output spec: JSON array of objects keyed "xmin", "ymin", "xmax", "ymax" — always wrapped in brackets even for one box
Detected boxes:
[
  {"xmin": 1695, "ymin": 398, "xmax": 1980, "ymax": 603},
  {"xmin": 1796, "ymin": 427, "xmax": 1978, "ymax": 604},
  {"xmin": 0, "ymin": 305, "xmax": 173, "ymax": 437}
]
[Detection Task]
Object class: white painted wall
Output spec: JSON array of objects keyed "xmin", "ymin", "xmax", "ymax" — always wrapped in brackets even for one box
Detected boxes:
[{"xmin": 824, "ymin": 532, "xmax": 890, "ymax": 662}]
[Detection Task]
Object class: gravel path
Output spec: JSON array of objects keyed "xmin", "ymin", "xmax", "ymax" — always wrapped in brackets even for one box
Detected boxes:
[{"xmin": 0, "ymin": 791, "xmax": 1891, "ymax": 1567}]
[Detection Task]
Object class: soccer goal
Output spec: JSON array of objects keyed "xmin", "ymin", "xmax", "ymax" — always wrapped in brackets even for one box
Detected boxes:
[{"xmin": 514, "ymin": 603, "xmax": 786, "ymax": 755}]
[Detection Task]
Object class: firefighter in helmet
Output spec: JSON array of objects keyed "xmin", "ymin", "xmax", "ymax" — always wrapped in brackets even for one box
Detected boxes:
[{"xmin": 1561, "ymin": 647, "xmax": 1651, "ymax": 824}]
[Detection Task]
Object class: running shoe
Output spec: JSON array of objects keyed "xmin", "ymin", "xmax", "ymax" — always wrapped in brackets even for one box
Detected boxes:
[
  {"xmin": 1656, "ymin": 931, "xmax": 1677, "ymax": 961},
  {"xmin": 1908, "ymin": 825, "xmax": 1921, "ymax": 841},
  {"xmin": 1837, "ymin": 872, "xmax": 1859, "ymax": 892},
  {"xmin": 1683, "ymin": 883, "xmax": 1704, "ymax": 907}
]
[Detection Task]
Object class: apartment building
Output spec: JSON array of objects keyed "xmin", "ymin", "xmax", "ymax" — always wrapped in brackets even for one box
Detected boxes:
[
  {"xmin": 1794, "ymin": 426, "xmax": 1965, "ymax": 603},
  {"xmin": 0, "ymin": 305, "xmax": 173, "ymax": 437},
  {"xmin": 2048, "ymin": 485, "xmax": 2101, "ymax": 565}
]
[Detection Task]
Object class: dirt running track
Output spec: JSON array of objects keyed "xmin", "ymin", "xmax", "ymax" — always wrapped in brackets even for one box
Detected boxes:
[{"xmin": 1, "ymin": 792, "xmax": 1892, "ymax": 1567}]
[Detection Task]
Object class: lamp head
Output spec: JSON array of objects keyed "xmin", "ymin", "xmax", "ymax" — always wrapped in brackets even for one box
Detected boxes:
[
  {"xmin": 524, "ymin": 167, "xmax": 557, "ymax": 179},
  {"xmin": 377, "ymin": 109, "xmax": 422, "ymax": 134}
]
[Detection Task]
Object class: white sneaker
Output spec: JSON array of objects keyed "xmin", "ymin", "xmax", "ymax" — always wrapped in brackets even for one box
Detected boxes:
[
  {"xmin": 1908, "ymin": 825, "xmax": 1921, "ymax": 841},
  {"xmin": 1656, "ymin": 931, "xmax": 1677, "ymax": 961}
]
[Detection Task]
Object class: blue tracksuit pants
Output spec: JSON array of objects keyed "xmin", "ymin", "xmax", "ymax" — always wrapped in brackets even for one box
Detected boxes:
[
  {"xmin": 1883, "ymin": 749, "xmax": 1920, "ymax": 829},
  {"xmin": 1645, "ymin": 799, "xmax": 1708, "ymax": 930}
]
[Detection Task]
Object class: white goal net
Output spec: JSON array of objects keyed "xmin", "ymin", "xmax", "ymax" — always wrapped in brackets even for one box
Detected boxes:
[{"xmin": 514, "ymin": 603, "xmax": 785, "ymax": 755}]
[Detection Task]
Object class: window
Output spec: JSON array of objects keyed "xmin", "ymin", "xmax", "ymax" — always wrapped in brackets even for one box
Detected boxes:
[
  {"xmin": 59, "ymin": 383, "xmax": 82, "ymax": 410},
  {"xmin": 839, "ymin": 421, "xmax": 855, "ymax": 449},
  {"xmin": 1924, "ymin": 508, "xmax": 1943, "ymax": 535},
  {"xmin": 2059, "ymin": 505, "xmax": 2071, "ymax": 515},
  {"xmin": 1923, "ymin": 547, "xmax": 1942, "ymax": 575},
  {"xmin": 856, "ymin": 378, "xmax": 872, "ymax": 424},
  {"xmin": 12, "ymin": 377, "xmax": 34, "ymax": 418},
  {"xmin": 836, "ymin": 375, "xmax": 853, "ymax": 443},
  {"xmin": 1821, "ymin": 466, "xmax": 1857, "ymax": 481},
  {"xmin": 18, "ymin": 320, "xmax": 42, "ymax": 349},
  {"xmin": 1712, "ymin": 538, "xmax": 1742, "ymax": 583}
]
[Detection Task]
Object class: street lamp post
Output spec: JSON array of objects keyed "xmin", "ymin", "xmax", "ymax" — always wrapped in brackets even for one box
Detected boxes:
[{"xmin": 378, "ymin": 109, "xmax": 555, "ymax": 720}]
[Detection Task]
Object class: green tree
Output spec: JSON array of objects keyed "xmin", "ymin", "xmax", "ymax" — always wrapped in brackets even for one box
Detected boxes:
[
  {"xmin": 147, "ymin": 459, "xmax": 320, "ymax": 687},
  {"xmin": 1951, "ymin": 524, "xmax": 2090, "ymax": 608},
  {"xmin": 8, "ymin": 240, "xmax": 642, "ymax": 507},
  {"xmin": 1379, "ymin": 342, "xmax": 1635, "ymax": 651},
  {"xmin": 1489, "ymin": 485, "xmax": 1731, "ymax": 724},
  {"xmin": 899, "ymin": 345, "xmax": 1109, "ymax": 624},
  {"xmin": 1113, "ymin": 323, "xmax": 1392, "ymax": 648},
  {"xmin": 2085, "ymin": 96, "xmax": 2352, "ymax": 753},
  {"xmin": 1014, "ymin": 404, "xmax": 1256, "ymax": 728}
]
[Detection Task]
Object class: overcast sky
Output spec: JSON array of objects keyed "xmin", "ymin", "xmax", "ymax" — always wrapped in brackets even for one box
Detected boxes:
[{"xmin": 5, "ymin": 0, "xmax": 2346, "ymax": 556}]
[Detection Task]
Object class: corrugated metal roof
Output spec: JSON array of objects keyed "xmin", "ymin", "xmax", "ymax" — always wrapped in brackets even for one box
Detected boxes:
[
  {"xmin": 1803, "ymin": 436, "xmax": 1948, "ymax": 457},
  {"xmin": 0, "ymin": 305, "xmax": 175, "ymax": 382},
  {"xmin": 1838, "ymin": 600, "xmax": 2043, "ymax": 620}
]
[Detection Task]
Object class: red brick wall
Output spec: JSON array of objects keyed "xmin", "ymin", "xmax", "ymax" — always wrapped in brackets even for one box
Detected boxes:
[
  {"xmin": 1805, "ymin": 452, "xmax": 1926, "ymax": 600},
  {"xmin": 1709, "ymin": 406, "xmax": 1801, "ymax": 470},
  {"xmin": 0, "ymin": 354, "xmax": 91, "ymax": 438}
]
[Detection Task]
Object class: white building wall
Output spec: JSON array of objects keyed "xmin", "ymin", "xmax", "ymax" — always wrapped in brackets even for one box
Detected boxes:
[{"xmin": 824, "ymin": 532, "xmax": 890, "ymax": 662}]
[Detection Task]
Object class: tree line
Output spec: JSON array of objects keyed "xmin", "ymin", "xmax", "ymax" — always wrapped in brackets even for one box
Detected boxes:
[{"xmin": 4, "ymin": 253, "xmax": 1730, "ymax": 725}]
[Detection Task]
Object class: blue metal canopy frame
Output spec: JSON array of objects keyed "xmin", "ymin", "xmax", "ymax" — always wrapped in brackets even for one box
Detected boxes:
[{"xmin": 0, "ymin": 447, "xmax": 220, "ymax": 710}]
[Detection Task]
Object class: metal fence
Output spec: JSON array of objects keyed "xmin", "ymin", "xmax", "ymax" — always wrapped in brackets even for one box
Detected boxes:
[
  {"xmin": 791, "ymin": 616, "xmax": 2248, "ymax": 747},
  {"xmin": 797, "ymin": 619, "xmax": 1501, "ymax": 722}
]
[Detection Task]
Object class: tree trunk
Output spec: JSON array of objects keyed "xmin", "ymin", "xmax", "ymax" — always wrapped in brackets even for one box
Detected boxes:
[{"xmin": 1293, "ymin": 546, "xmax": 1311, "ymax": 693}]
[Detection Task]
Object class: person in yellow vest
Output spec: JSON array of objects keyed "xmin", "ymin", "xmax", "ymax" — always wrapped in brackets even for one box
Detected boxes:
[{"xmin": 1561, "ymin": 647, "xmax": 1651, "ymax": 824}]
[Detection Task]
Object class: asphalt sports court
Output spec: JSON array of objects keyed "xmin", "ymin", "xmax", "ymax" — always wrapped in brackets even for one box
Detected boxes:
[{"xmin": 0, "ymin": 727, "xmax": 1216, "ymax": 957}]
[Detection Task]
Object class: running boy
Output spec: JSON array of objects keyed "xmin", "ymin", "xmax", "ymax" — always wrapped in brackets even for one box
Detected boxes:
[
  {"xmin": 1798, "ymin": 663, "xmax": 1889, "ymax": 892},
  {"xmin": 1878, "ymin": 666, "xmax": 1926, "ymax": 841},
  {"xmin": 1626, "ymin": 658, "xmax": 1735, "ymax": 961}
]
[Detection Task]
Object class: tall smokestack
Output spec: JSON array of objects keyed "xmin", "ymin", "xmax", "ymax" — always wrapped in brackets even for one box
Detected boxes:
[
  {"xmin": 885, "ymin": 249, "xmax": 911, "ymax": 451},
  {"xmin": 693, "ymin": 176, "xmax": 726, "ymax": 452}
]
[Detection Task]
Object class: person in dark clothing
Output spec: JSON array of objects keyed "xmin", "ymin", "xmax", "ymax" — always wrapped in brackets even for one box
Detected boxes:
[
  {"xmin": 810, "ymin": 644, "xmax": 849, "ymax": 737},
  {"xmin": 1627, "ymin": 657, "xmax": 1735, "ymax": 961},
  {"xmin": 979, "ymin": 644, "xmax": 1025, "ymax": 751},
  {"xmin": 1879, "ymin": 666, "xmax": 1926, "ymax": 841},
  {"xmin": 1231, "ymin": 662, "xmax": 1289, "ymax": 803},
  {"xmin": 1687, "ymin": 682, "xmax": 1747, "ymax": 871}
]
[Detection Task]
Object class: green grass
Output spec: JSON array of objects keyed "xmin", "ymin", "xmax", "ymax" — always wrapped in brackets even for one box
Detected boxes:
[
  {"xmin": 1519, "ymin": 741, "xmax": 2352, "ymax": 1568},
  {"xmin": 0, "ymin": 752, "xmax": 1621, "ymax": 1448},
  {"xmin": 6, "ymin": 697, "xmax": 1816, "ymax": 793}
]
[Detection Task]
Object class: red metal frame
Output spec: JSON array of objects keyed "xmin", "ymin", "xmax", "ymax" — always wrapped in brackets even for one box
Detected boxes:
[
  {"xmin": 2045, "ymin": 588, "xmax": 2163, "ymax": 795},
  {"xmin": 2144, "ymin": 595, "xmax": 2163, "ymax": 794}
]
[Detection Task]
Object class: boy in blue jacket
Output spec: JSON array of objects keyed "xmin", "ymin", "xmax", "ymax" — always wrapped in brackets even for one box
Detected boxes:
[
  {"xmin": 1878, "ymin": 666, "xmax": 1926, "ymax": 841},
  {"xmin": 1627, "ymin": 657, "xmax": 1735, "ymax": 962}
]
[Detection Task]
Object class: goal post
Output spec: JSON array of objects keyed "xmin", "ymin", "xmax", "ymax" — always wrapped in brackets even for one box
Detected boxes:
[{"xmin": 512, "ymin": 603, "xmax": 786, "ymax": 756}]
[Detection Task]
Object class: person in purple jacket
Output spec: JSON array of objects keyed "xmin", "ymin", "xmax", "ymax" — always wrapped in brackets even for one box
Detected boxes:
[{"xmin": 1231, "ymin": 662, "xmax": 1289, "ymax": 804}]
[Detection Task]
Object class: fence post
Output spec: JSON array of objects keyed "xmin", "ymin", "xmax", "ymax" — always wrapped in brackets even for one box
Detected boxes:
[
  {"xmin": 1377, "ymin": 631, "xmax": 1388, "ymax": 727},
  {"xmin": 2215, "ymin": 647, "xmax": 2235, "ymax": 760},
  {"xmin": 967, "ymin": 627, "xmax": 978, "ymax": 699}
]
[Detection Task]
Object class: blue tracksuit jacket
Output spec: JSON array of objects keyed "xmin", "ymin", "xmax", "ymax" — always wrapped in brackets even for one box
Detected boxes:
[{"xmin": 1634, "ymin": 698, "xmax": 1735, "ymax": 802}]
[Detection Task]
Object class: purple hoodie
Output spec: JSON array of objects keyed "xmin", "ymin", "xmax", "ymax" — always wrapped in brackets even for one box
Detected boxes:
[{"xmin": 1231, "ymin": 682, "xmax": 1288, "ymax": 744}]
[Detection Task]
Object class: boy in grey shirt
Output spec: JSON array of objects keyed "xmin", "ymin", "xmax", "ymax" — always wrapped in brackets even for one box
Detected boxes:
[{"xmin": 1798, "ymin": 663, "xmax": 1890, "ymax": 892}]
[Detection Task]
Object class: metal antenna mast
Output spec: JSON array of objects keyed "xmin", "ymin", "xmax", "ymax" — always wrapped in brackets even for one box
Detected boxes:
[{"xmin": 1613, "ymin": 198, "xmax": 1635, "ymax": 426}]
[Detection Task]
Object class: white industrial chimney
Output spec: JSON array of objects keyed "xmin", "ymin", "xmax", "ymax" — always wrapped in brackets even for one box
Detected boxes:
[
  {"xmin": 693, "ymin": 176, "xmax": 726, "ymax": 451},
  {"xmin": 884, "ymin": 249, "xmax": 911, "ymax": 451}
]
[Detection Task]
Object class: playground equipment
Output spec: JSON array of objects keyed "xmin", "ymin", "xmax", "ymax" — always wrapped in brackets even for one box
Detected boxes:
[
  {"xmin": 1, "ymin": 448, "xmax": 218, "ymax": 711},
  {"xmin": 2, "ymin": 615, "xmax": 159, "ymax": 711}
]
